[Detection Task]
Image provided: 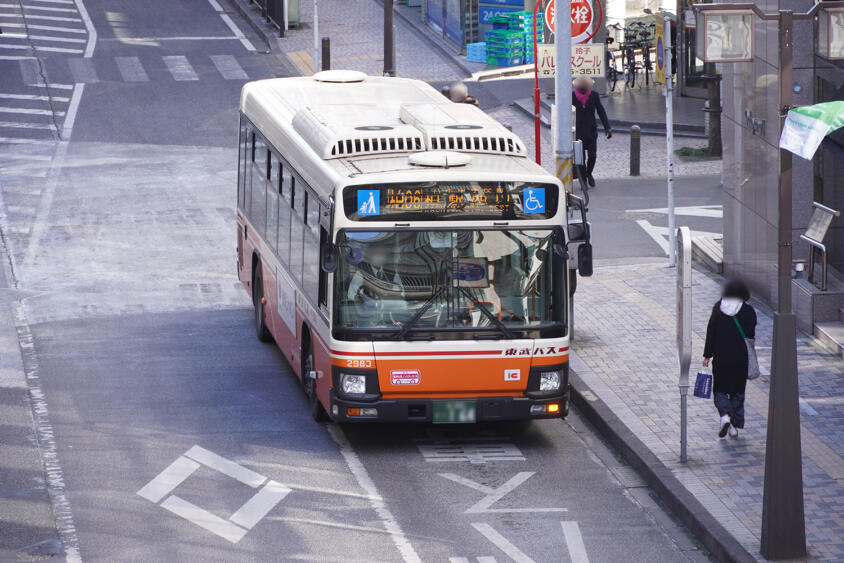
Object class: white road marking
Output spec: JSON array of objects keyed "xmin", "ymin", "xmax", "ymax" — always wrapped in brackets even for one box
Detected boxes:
[
  {"xmin": 0, "ymin": 93, "xmax": 68, "ymax": 101},
  {"xmin": 183, "ymin": 445, "xmax": 266, "ymax": 487},
  {"xmin": 449, "ymin": 558, "xmax": 471, "ymax": 563},
  {"xmin": 136, "ymin": 455, "xmax": 200, "ymax": 503},
  {"xmin": 1, "ymin": 43, "xmax": 83, "ymax": 53},
  {"xmin": 561, "ymin": 521, "xmax": 590, "ymax": 563},
  {"xmin": 417, "ymin": 438, "xmax": 525, "ymax": 464},
  {"xmin": 14, "ymin": 302, "xmax": 82, "ymax": 562},
  {"xmin": 0, "ymin": 120, "xmax": 56, "ymax": 130},
  {"xmin": 478, "ymin": 558, "xmax": 499, "ymax": 563},
  {"xmin": 0, "ymin": 136, "xmax": 53, "ymax": 143},
  {"xmin": 439, "ymin": 472, "xmax": 568, "ymax": 514},
  {"xmin": 163, "ymin": 55, "xmax": 199, "ymax": 81},
  {"xmin": 115, "ymin": 56, "xmax": 149, "ymax": 82},
  {"xmin": 210, "ymin": 54, "xmax": 248, "ymax": 80},
  {"xmin": 0, "ymin": 12, "xmax": 83, "ymax": 21},
  {"xmin": 71, "ymin": 0, "xmax": 96, "ymax": 57},
  {"xmin": 46, "ymin": 82, "xmax": 74, "ymax": 89},
  {"xmin": 23, "ymin": 139, "xmax": 69, "ymax": 266},
  {"xmin": 104, "ymin": 35, "xmax": 245, "ymax": 42},
  {"xmin": 28, "ymin": 34, "xmax": 88, "ymax": 43},
  {"xmin": 0, "ymin": 3, "xmax": 78, "ymax": 12},
  {"xmin": 0, "ymin": 106, "xmax": 59, "ymax": 115},
  {"xmin": 269, "ymin": 516, "xmax": 416, "ymax": 536},
  {"xmin": 472, "ymin": 523, "xmax": 535, "ymax": 563},
  {"xmin": 68, "ymin": 57, "xmax": 98, "ymax": 82},
  {"xmin": 1, "ymin": 22, "xmax": 87, "ymax": 32},
  {"xmin": 634, "ymin": 220, "xmax": 721, "ymax": 256},
  {"xmin": 229, "ymin": 480, "xmax": 291, "ymax": 528},
  {"xmin": 327, "ymin": 425, "xmax": 422, "ymax": 563},
  {"xmin": 625, "ymin": 204, "xmax": 723, "ymax": 218},
  {"xmin": 160, "ymin": 495, "xmax": 248, "ymax": 543},
  {"xmin": 27, "ymin": 0, "xmax": 76, "ymax": 4},
  {"xmin": 137, "ymin": 447, "xmax": 290, "ymax": 544}
]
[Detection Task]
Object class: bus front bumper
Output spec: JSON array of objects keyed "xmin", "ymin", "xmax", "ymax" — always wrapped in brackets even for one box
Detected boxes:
[{"xmin": 329, "ymin": 387, "xmax": 569, "ymax": 423}]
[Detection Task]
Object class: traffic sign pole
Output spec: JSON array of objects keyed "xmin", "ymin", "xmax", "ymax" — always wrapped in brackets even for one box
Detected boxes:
[
  {"xmin": 555, "ymin": 0, "xmax": 573, "ymax": 196},
  {"xmin": 532, "ymin": 0, "xmax": 543, "ymax": 165},
  {"xmin": 665, "ymin": 17, "xmax": 676, "ymax": 267}
]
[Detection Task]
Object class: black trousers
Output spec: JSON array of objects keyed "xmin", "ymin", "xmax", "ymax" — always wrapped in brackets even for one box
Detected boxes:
[{"xmin": 577, "ymin": 136, "xmax": 598, "ymax": 177}]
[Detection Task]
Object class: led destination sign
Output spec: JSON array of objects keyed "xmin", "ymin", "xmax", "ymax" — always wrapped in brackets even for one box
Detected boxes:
[{"xmin": 345, "ymin": 182, "xmax": 557, "ymax": 221}]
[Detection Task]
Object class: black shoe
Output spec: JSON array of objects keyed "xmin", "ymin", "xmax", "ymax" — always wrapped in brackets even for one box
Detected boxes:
[{"xmin": 587, "ymin": 174, "xmax": 596, "ymax": 187}]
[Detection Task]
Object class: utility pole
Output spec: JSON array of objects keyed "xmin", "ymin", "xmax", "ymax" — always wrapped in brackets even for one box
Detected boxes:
[
  {"xmin": 555, "ymin": 0, "xmax": 573, "ymax": 195},
  {"xmin": 384, "ymin": 0, "xmax": 396, "ymax": 76},
  {"xmin": 313, "ymin": 0, "xmax": 319, "ymax": 73},
  {"xmin": 665, "ymin": 17, "xmax": 676, "ymax": 267}
]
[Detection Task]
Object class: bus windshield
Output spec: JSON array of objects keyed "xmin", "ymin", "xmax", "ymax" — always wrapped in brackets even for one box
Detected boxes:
[{"xmin": 333, "ymin": 229, "xmax": 565, "ymax": 340}]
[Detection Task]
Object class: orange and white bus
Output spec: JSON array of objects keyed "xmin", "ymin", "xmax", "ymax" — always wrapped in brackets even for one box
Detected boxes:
[{"xmin": 236, "ymin": 70, "xmax": 592, "ymax": 423}]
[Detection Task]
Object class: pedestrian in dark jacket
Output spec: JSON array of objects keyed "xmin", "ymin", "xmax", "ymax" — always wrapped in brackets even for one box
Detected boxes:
[
  {"xmin": 571, "ymin": 77, "xmax": 612, "ymax": 188},
  {"xmin": 703, "ymin": 279, "xmax": 757, "ymax": 438}
]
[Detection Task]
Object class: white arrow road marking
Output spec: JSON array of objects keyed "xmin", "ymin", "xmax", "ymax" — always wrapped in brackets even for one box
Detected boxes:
[
  {"xmin": 634, "ymin": 220, "xmax": 721, "ymax": 256},
  {"xmin": 439, "ymin": 472, "xmax": 568, "ymax": 514},
  {"xmin": 561, "ymin": 521, "xmax": 589, "ymax": 563},
  {"xmin": 472, "ymin": 523, "xmax": 535, "ymax": 563}
]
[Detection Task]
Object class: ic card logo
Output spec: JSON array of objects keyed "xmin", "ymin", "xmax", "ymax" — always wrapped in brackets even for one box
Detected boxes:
[{"xmin": 504, "ymin": 369, "xmax": 521, "ymax": 381}]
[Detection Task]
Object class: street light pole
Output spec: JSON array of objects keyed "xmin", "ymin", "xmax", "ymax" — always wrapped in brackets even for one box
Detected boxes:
[
  {"xmin": 760, "ymin": 9, "xmax": 807, "ymax": 560},
  {"xmin": 384, "ymin": 0, "xmax": 396, "ymax": 77}
]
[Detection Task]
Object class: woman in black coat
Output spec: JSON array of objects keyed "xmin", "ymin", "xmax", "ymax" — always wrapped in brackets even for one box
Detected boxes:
[
  {"xmin": 571, "ymin": 77, "xmax": 612, "ymax": 187},
  {"xmin": 703, "ymin": 279, "xmax": 757, "ymax": 438}
]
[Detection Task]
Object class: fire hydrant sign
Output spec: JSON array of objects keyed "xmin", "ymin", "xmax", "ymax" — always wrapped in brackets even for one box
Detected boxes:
[
  {"xmin": 538, "ymin": 43, "xmax": 605, "ymax": 77},
  {"xmin": 544, "ymin": 0, "xmax": 603, "ymax": 44}
]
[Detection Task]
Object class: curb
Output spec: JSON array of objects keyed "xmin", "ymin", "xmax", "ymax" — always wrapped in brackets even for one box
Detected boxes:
[
  {"xmin": 372, "ymin": 0, "xmax": 476, "ymax": 78},
  {"xmin": 224, "ymin": 0, "xmax": 276, "ymax": 53},
  {"xmin": 568, "ymin": 369, "xmax": 757, "ymax": 563}
]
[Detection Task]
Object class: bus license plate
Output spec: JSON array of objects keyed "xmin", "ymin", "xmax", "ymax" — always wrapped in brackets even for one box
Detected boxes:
[{"xmin": 433, "ymin": 400, "xmax": 477, "ymax": 424}]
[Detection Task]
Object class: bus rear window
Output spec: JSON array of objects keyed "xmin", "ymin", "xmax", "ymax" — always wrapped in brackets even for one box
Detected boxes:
[{"xmin": 343, "ymin": 181, "xmax": 558, "ymax": 221}]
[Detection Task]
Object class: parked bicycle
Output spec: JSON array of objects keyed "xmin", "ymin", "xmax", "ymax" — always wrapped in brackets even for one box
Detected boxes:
[{"xmin": 605, "ymin": 37, "xmax": 620, "ymax": 92}]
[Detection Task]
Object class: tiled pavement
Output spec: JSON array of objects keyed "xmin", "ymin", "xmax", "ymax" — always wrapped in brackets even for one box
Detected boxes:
[
  {"xmin": 572, "ymin": 259, "xmax": 844, "ymax": 561},
  {"xmin": 272, "ymin": 0, "xmax": 462, "ymax": 83}
]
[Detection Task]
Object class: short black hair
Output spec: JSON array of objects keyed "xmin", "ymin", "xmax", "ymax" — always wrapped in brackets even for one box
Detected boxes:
[{"xmin": 722, "ymin": 279, "xmax": 750, "ymax": 301}]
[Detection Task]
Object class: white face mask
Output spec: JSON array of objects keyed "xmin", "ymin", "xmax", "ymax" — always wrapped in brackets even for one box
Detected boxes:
[{"xmin": 720, "ymin": 297, "xmax": 743, "ymax": 316}]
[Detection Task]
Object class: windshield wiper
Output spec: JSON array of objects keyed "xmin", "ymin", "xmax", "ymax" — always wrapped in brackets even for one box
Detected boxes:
[
  {"xmin": 455, "ymin": 286, "xmax": 516, "ymax": 340},
  {"xmin": 391, "ymin": 285, "xmax": 447, "ymax": 340}
]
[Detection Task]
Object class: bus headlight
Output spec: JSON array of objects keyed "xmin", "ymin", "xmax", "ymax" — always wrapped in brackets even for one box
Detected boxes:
[
  {"xmin": 539, "ymin": 371, "xmax": 561, "ymax": 392},
  {"xmin": 340, "ymin": 373, "xmax": 367, "ymax": 395}
]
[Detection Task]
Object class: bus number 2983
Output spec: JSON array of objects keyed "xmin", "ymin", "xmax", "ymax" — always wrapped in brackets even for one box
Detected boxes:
[{"xmin": 346, "ymin": 359, "xmax": 373, "ymax": 368}]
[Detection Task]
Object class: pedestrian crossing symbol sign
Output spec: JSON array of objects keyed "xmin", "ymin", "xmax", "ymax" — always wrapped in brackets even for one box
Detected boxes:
[{"xmin": 358, "ymin": 190, "xmax": 380, "ymax": 216}]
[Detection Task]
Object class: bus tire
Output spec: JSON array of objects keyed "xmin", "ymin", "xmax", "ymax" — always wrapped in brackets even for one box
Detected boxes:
[
  {"xmin": 252, "ymin": 263, "xmax": 273, "ymax": 343},
  {"xmin": 302, "ymin": 340, "xmax": 329, "ymax": 422}
]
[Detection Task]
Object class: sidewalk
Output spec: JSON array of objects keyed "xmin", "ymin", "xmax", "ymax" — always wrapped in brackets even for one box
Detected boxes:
[{"xmin": 572, "ymin": 258, "xmax": 844, "ymax": 561}]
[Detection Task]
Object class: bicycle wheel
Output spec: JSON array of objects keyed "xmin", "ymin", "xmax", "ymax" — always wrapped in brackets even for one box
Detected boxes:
[
  {"xmin": 630, "ymin": 65, "xmax": 637, "ymax": 88},
  {"xmin": 609, "ymin": 69, "xmax": 617, "ymax": 92}
]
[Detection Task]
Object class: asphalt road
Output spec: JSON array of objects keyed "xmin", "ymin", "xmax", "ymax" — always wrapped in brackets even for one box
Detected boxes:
[{"xmin": 0, "ymin": 0, "xmax": 717, "ymax": 560}]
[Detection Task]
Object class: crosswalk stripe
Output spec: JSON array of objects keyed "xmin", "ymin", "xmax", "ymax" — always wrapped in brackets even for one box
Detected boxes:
[
  {"xmin": 34, "ymin": 45, "xmax": 84, "ymax": 53},
  {"xmin": 0, "ymin": 93, "xmax": 70, "ymax": 101},
  {"xmin": 163, "ymin": 55, "xmax": 198, "ymax": 81},
  {"xmin": 26, "ymin": 0, "xmax": 76, "ymax": 4},
  {"xmin": 68, "ymin": 57, "xmax": 97, "ymax": 83},
  {"xmin": 46, "ymin": 83, "xmax": 73, "ymax": 89},
  {"xmin": 0, "ymin": 106, "xmax": 61, "ymax": 115},
  {"xmin": 0, "ymin": 4, "xmax": 79, "ymax": 12},
  {"xmin": 115, "ymin": 56, "xmax": 149, "ymax": 82},
  {"xmin": 0, "ymin": 13, "xmax": 82, "ymax": 22},
  {"xmin": 0, "ymin": 137, "xmax": 54, "ymax": 143},
  {"xmin": 0, "ymin": 120, "xmax": 57, "ymax": 130},
  {"xmin": 0, "ymin": 22, "xmax": 86, "ymax": 32},
  {"xmin": 210, "ymin": 54, "xmax": 248, "ymax": 80},
  {"xmin": 28, "ymin": 34, "xmax": 88, "ymax": 43}
]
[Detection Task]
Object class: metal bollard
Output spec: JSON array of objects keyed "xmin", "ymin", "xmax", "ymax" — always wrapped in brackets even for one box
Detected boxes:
[
  {"xmin": 321, "ymin": 37, "xmax": 330, "ymax": 71},
  {"xmin": 630, "ymin": 125, "xmax": 641, "ymax": 176}
]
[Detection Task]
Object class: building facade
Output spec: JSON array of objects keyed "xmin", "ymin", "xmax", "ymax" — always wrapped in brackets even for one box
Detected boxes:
[{"xmin": 720, "ymin": 0, "xmax": 844, "ymax": 333}]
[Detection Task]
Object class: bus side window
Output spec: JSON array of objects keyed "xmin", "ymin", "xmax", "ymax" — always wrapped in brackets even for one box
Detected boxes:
[
  {"xmin": 265, "ymin": 152, "xmax": 278, "ymax": 254},
  {"xmin": 250, "ymin": 137, "xmax": 267, "ymax": 238},
  {"xmin": 318, "ymin": 226, "xmax": 329, "ymax": 310},
  {"xmin": 244, "ymin": 131, "xmax": 255, "ymax": 216},
  {"xmin": 303, "ymin": 192, "xmax": 320, "ymax": 305},
  {"xmin": 290, "ymin": 174, "xmax": 305, "ymax": 286},
  {"xmin": 277, "ymin": 162, "xmax": 292, "ymax": 266},
  {"xmin": 237, "ymin": 122, "xmax": 247, "ymax": 210}
]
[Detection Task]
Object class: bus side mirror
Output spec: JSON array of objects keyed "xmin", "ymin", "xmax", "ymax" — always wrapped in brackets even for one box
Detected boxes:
[
  {"xmin": 567, "ymin": 223, "xmax": 588, "ymax": 243},
  {"xmin": 578, "ymin": 242, "xmax": 593, "ymax": 277},
  {"xmin": 321, "ymin": 243, "xmax": 338, "ymax": 273}
]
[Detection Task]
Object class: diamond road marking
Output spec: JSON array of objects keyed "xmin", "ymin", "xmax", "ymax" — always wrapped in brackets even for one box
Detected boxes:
[{"xmin": 137, "ymin": 445, "xmax": 289, "ymax": 544}]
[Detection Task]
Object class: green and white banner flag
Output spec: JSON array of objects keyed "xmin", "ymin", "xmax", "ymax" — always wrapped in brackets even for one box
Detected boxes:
[{"xmin": 779, "ymin": 101, "xmax": 844, "ymax": 160}]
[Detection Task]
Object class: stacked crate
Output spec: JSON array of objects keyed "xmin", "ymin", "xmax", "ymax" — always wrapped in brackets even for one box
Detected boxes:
[
  {"xmin": 483, "ymin": 12, "xmax": 544, "ymax": 66},
  {"xmin": 506, "ymin": 10, "xmax": 543, "ymax": 64}
]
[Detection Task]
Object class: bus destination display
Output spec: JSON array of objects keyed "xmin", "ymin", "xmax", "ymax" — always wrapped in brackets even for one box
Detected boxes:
[{"xmin": 345, "ymin": 182, "xmax": 556, "ymax": 221}]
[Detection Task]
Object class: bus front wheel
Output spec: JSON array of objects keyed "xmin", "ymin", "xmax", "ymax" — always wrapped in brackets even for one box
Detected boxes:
[
  {"xmin": 302, "ymin": 344, "xmax": 329, "ymax": 423},
  {"xmin": 252, "ymin": 263, "xmax": 272, "ymax": 343}
]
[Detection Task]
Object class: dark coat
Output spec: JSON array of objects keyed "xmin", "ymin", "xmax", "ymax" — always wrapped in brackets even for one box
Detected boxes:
[
  {"xmin": 704, "ymin": 302, "xmax": 757, "ymax": 394},
  {"xmin": 571, "ymin": 91, "xmax": 611, "ymax": 141}
]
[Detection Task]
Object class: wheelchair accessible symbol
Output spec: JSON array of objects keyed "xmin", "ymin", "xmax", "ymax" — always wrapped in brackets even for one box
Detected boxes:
[
  {"xmin": 523, "ymin": 187, "xmax": 545, "ymax": 213},
  {"xmin": 358, "ymin": 190, "xmax": 380, "ymax": 216}
]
